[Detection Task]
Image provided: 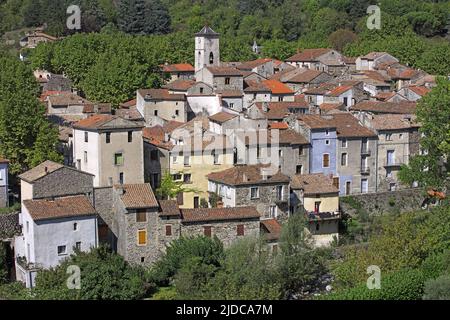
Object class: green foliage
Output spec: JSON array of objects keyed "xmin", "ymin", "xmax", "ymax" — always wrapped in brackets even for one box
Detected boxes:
[
  {"xmin": 399, "ymin": 77, "xmax": 450, "ymax": 188},
  {"xmin": 0, "ymin": 243, "xmax": 8, "ymax": 284},
  {"xmin": 323, "ymin": 268, "xmax": 427, "ymax": 300},
  {"xmin": 328, "ymin": 29, "xmax": 358, "ymax": 52},
  {"xmin": 155, "ymin": 171, "xmax": 199, "ymax": 200},
  {"xmin": 149, "ymin": 286, "xmax": 177, "ymax": 300},
  {"xmin": 0, "ymin": 54, "xmax": 62, "ymax": 174},
  {"xmin": 0, "ymin": 203, "xmax": 20, "ymax": 215},
  {"xmin": 33, "ymin": 246, "xmax": 147, "ymax": 300},
  {"xmin": 148, "ymin": 235, "xmax": 224, "ymax": 286},
  {"xmin": 423, "ymin": 275, "xmax": 450, "ymax": 300},
  {"xmin": 0, "ymin": 282, "xmax": 30, "ymax": 300}
]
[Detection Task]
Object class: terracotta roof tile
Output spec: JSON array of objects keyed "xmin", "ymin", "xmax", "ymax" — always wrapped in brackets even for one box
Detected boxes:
[
  {"xmin": 114, "ymin": 183, "xmax": 158, "ymax": 209},
  {"xmin": 269, "ymin": 122, "xmax": 289, "ymax": 129},
  {"xmin": 73, "ymin": 114, "xmax": 143, "ymax": 130},
  {"xmin": 291, "ymin": 173, "xmax": 339, "ymax": 195},
  {"xmin": 138, "ymin": 88, "xmax": 186, "ymax": 101},
  {"xmin": 277, "ymin": 128, "xmax": 310, "ymax": 145},
  {"xmin": 207, "ymin": 164, "xmax": 290, "ymax": 186},
  {"xmin": 370, "ymin": 114, "xmax": 420, "ymax": 130},
  {"xmin": 260, "ymin": 218, "xmax": 282, "ymax": 241},
  {"xmin": 23, "ymin": 195, "xmax": 96, "ymax": 221},
  {"xmin": 262, "ymin": 79, "xmax": 294, "ymax": 94},
  {"xmin": 159, "ymin": 200, "xmax": 181, "ymax": 217},
  {"xmin": 19, "ymin": 160, "xmax": 64, "ymax": 182},
  {"xmin": 208, "ymin": 111, "xmax": 238, "ymax": 123},
  {"xmin": 331, "ymin": 113, "xmax": 377, "ymax": 138},
  {"xmin": 216, "ymin": 90, "xmax": 244, "ymax": 97},
  {"xmin": 120, "ymin": 99, "xmax": 137, "ymax": 108},
  {"xmin": 408, "ymin": 86, "xmax": 430, "ymax": 96},
  {"xmin": 237, "ymin": 58, "xmax": 273, "ymax": 70},
  {"xmin": 82, "ymin": 103, "xmax": 112, "ymax": 114},
  {"xmin": 350, "ymin": 101, "xmax": 416, "ymax": 114},
  {"xmin": 181, "ymin": 206, "xmax": 260, "ymax": 222},
  {"xmin": 163, "ymin": 79, "xmax": 196, "ymax": 91},
  {"xmin": 298, "ymin": 114, "xmax": 337, "ymax": 129},
  {"xmin": 162, "ymin": 63, "xmax": 195, "ymax": 73},
  {"xmin": 206, "ymin": 66, "xmax": 243, "ymax": 76},
  {"xmin": 284, "ymin": 69, "xmax": 324, "ymax": 83},
  {"xmin": 319, "ymin": 103, "xmax": 343, "ymax": 112},
  {"xmin": 286, "ymin": 48, "xmax": 332, "ymax": 62}
]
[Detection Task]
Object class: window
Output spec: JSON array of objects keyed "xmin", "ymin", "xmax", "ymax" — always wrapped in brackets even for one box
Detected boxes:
[
  {"xmin": 386, "ymin": 168, "xmax": 392, "ymax": 178},
  {"xmin": 0, "ymin": 170, "xmax": 2, "ymax": 180},
  {"xmin": 57, "ymin": 245, "xmax": 67, "ymax": 256},
  {"xmin": 213, "ymin": 152, "xmax": 219, "ymax": 165},
  {"xmin": 136, "ymin": 210, "xmax": 147, "ymax": 223},
  {"xmin": 119, "ymin": 172, "xmax": 124, "ymax": 184},
  {"xmin": 341, "ymin": 153, "xmax": 348, "ymax": 166},
  {"xmin": 137, "ymin": 229, "xmax": 147, "ymax": 245},
  {"xmin": 209, "ymin": 52, "xmax": 214, "ymax": 64},
  {"xmin": 76, "ymin": 159, "xmax": 81, "ymax": 170},
  {"xmin": 75, "ymin": 242, "xmax": 81, "ymax": 250},
  {"xmin": 323, "ymin": 154, "xmax": 330, "ymax": 168},
  {"xmin": 229, "ymin": 103, "xmax": 234, "ymax": 109},
  {"xmin": 106, "ymin": 132, "xmax": 111, "ymax": 144},
  {"xmin": 389, "ymin": 183, "xmax": 396, "ymax": 191},
  {"xmin": 315, "ymin": 223, "xmax": 320, "ymax": 231},
  {"xmin": 175, "ymin": 110, "xmax": 179, "ymax": 116},
  {"xmin": 84, "ymin": 132, "xmax": 88, "ymax": 142},
  {"xmin": 386, "ymin": 133, "xmax": 392, "ymax": 141},
  {"xmin": 250, "ymin": 187, "xmax": 259, "ymax": 199},
  {"xmin": 150, "ymin": 150, "xmax": 158, "ymax": 161},
  {"xmin": 183, "ymin": 173, "xmax": 191, "ymax": 183},
  {"xmin": 166, "ymin": 225, "xmax": 172, "ymax": 236},
  {"xmin": 26, "ymin": 221, "xmax": 29, "ymax": 233},
  {"xmin": 343, "ymin": 97, "xmax": 348, "ymax": 106},
  {"xmin": 114, "ymin": 153, "xmax": 124, "ymax": 165},
  {"xmin": 172, "ymin": 173, "xmax": 182, "ymax": 180},
  {"xmin": 342, "ymin": 139, "xmax": 347, "ymax": 148},
  {"xmin": 296, "ymin": 165, "xmax": 302, "ymax": 174},
  {"xmin": 204, "ymin": 226, "xmax": 212, "ymax": 237},
  {"xmin": 333, "ymin": 177, "xmax": 340, "ymax": 189},
  {"xmin": 399, "ymin": 133, "xmax": 403, "ymax": 139},
  {"xmin": 128, "ymin": 131, "xmax": 133, "ymax": 143},
  {"xmin": 184, "ymin": 156, "xmax": 190, "ymax": 166},
  {"xmin": 154, "ymin": 110, "xmax": 158, "ymax": 116},
  {"xmin": 361, "ymin": 179, "xmax": 368, "ymax": 193},
  {"xmin": 270, "ymin": 205, "xmax": 277, "ymax": 218},
  {"xmin": 276, "ymin": 185, "xmax": 283, "ymax": 200},
  {"xmin": 172, "ymin": 156, "xmax": 178, "ymax": 163},
  {"xmin": 200, "ymin": 87, "xmax": 204, "ymax": 94},
  {"xmin": 325, "ymin": 139, "xmax": 330, "ymax": 145},
  {"xmin": 225, "ymin": 77, "xmax": 230, "ymax": 85},
  {"xmin": 345, "ymin": 181, "xmax": 351, "ymax": 195},
  {"xmin": 193, "ymin": 196, "xmax": 199, "ymax": 208},
  {"xmin": 73, "ymin": 223, "xmax": 78, "ymax": 231},
  {"xmin": 325, "ymin": 129, "xmax": 329, "ymax": 136},
  {"xmin": 278, "ymin": 96, "xmax": 284, "ymax": 102},
  {"xmin": 177, "ymin": 192, "xmax": 184, "ymax": 205},
  {"xmin": 298, "ymin": 146, "xmax": 304, "ymax": 156},
  {"xmin": 314, "ymin": 201, "xmax": 321, "ymax": 213},
  {"xmin": 387, "ymin": 150, "xmax": 395, "ymax": 165},
  {"xmin": 84, "ymin": 151, "xmax": 88, "ymax": 163},
  {"xmin": 141, "ymin": 257, "xmax": 145, "ymax": 263},
  {"xmin": 237, "ymin": 225, "xmax": 244, "ymax": 236}
]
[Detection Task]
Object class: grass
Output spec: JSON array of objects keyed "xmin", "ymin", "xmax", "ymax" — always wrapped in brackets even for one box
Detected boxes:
[{"xmin": 0, "ymin": 203, "xmax": 20, "ymax": 215}]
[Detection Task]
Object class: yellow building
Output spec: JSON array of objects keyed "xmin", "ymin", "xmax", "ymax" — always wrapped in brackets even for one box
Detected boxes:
[
  {"xmin": 290, "ymin": 173, "xmax": 340, "ymax": 247},
  {"xmin": 169, "ymin": 133, "xmax": 234, "ymax": 208}
]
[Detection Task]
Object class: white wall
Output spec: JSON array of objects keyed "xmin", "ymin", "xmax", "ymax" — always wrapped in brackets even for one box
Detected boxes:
[{"xmin": 73, "ymin": 129, "xmax": 100, "ymax": 186}]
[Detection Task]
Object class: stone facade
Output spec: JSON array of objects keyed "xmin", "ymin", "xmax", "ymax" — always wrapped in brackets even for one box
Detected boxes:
[
  {"xmin": 143, "ymin": 141, "xmax": 170, "ymax": 189},
  {"xmin": 278, "ymin": 144, "xmax": 310, "ymax": 177},
  {"xmin": 181, "ymin": 218, "xmax": 260, "ymax": 247}
]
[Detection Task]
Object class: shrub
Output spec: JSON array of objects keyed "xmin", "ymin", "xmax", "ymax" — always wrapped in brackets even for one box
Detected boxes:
[{"xmin": 423, "ymin": 275, "xmax": 450, "ymax": 300}]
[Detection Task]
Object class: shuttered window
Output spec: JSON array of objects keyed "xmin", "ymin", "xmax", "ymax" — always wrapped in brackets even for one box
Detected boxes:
[
  {"xmin": 323, "ymin": 154, "xmax": 330, "ymax": 168},
  {"xmin": 237, "ymin": 224, "xmax": 244, "ymax": 236},
  {"xmin": 166, "ymin": 225, "xmax": 172, "ymax": 236},
  {"xmin": 137, "ymin": 229, "xmax": 147, "ymax": 245},
  {"xmin": 204, "ymin": 226, "xmax": 212, "ymax": 237}
]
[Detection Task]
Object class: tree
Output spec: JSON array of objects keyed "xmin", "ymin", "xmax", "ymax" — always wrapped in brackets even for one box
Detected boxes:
[
  {"xmin": 423, "ymin": 275, "xmax": 450, "ymax": 300},
  {"xmin": 399, "ymin": 77, "xmax": 450, "ymax": 189},
  {"xmin": 0, "ymin": 55, "xmax": 62, "ymax": 174},
  {"xmin": 155, "ymin": 171, "xmax": 198, "ymax": 200},
  {"xmin": 33, "ymin": 246, "xmax": 147, "ymax": 300},
  {"xmin": 328, "ymin": 29, "xmax": 358, "ymax": 52}
]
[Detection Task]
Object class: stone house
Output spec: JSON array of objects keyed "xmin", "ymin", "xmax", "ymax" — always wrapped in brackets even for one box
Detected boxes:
[
  {"xmin": 208, "ymin": 112, "xmax": 240, "ymax": 135},
  {"xmin": 72, "ymin": 115, "xmax": 145, "ymax": 187},
  {"xmin": 0, "ymin": 158, "xmax": 9, "ymax": 207},
  {"xmin": 260, "ymin": 218, "xmax": 282, "ymax": 253},
  {"xmin": 290, "ymin": 173, "xmax": 340, "ymax": 247},
  {"xmin": 303, "ymin": 82, "xmax": 367, "ymax": 109},
  {"xmin": 46, "ymin": 93, "xmax": 91, "ymax": 115},
  {"xmin": 236, "ymin": 58, "xmax": 274, "ymax": 79},
  {"xmin": 355, "ymin": 52, "xmax": 398, "ymax": 71},
  {"xmin": 364, "ymin": 114, "xmax": 421, "ymax": 191},
  {"xmin": 397, "ymin": 86, "xmax": 431, "ymax": 102},
  {"xmin": 164, "ymin": 79, "xmax": 214, "ymax": 96},
  {"xmin": 274, "ymin": 68, "xmax": 333, "ymax": 94},
  {"xmin": 20, "ymin": 30, "xmax": 58, "ymax": 49},
  {"xmin": 351, "ymin": 70, "xmax": 392, "ymax": 96},
  {"xmin": 207, "ymin": 164, "xmax": 290, "ymax": 220},
  {"xmin": 136, "ymin": 88, "xmax": 191, "ymax": 126},
  {"xmin": 162, "ymin": 63, "xmax": 195, "ymax": 82},
  {"xmin": 332, "ymin": 113, "xmax": 378, "ymax": 195},
  {"xmin": 243, "ymin": 79, "xmax": 295, "ymax": 109},
  {"xmin": 285, "ymin": 49, "xmax": 344, "ymax": 74},
  {"xmin": 196, "ymin": 66, "xmax": 244, "ymax": 92},
  {"xmin": 251, "ymin": 101, "xmax": 309, "ymax": 122},
  {"xmin": 216, "ymin": 90, "xmax": 244, "ymax": 112},
  {"xmin": 350, "ymin": 101, "xmax": 417, "ymax": 116},
  {"xmin": 275, "ymin": 127, "xmax": 310, "ymax": 177}
]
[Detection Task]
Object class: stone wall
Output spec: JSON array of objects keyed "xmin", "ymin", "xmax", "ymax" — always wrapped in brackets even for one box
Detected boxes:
[
  {"xmin": 340, "ymin": 188, "xmax": 425, "ymax": 217},
  {"xmin": 181, "ymin": 218, "xmax": 260, "ymax": 247},
  {"xmin": 0, "ymin": 186, "xmax": 7, "ymax": 207}
]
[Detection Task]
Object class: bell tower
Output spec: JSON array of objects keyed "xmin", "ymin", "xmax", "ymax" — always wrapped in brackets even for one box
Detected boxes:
[{"xmin": 195, "ymin": 26, "xmax": 220, "ymax": 73}]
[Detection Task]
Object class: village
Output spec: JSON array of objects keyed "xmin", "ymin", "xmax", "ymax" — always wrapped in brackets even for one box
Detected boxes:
[{"xmin": 0, "ymin": 25, "xmax": 444, "ymax": 290}]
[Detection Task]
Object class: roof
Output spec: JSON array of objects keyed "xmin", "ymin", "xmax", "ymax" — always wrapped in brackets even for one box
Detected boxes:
[
  {"xmin": 331, "ymin": 113, "xmax": 377, "ymax": 138},
  {"xmin": 208, "ymin": 111, "xmax": 238, "ymax": 123},
  {"xmin": 291, "ymin": 173, "xmax": 339, "ymax": 195},
  {"xmin": 319, "ymin": 103, "xmax": 343, "ymax": 112},
  {"xmin": 328, "ymin": 85, "xmax": 352, "ymax": 97},
  {"xmin": 206, "ymin": 66, "xmax": 243, "ymax": 77},
  {"xmin": 163, "ymin": 79, "xmax": 196, "ymax": 91},
  {"xmin": 408, "ymin": 86, "xmax": 430, "ymax": 97},
  {"xmin": 115, "ymin": 183, "xmax": 158, "ymax": 209},
  {"xmin": 19, "ymin": 160, "xmax": 63, "ymax": 182},
  {"xmin": 138, "ymin": 89, "xmax": 186, "ymax": 101},
  {"xmin": 361, "ymin": 52, "xmax": 390, "ymax": 61},
  {"xmin": 23, "ymin": 195, "xmax": 96, "ymax": 221},
  {"xmin": 277, "ymin": 128, "xmax": 310, "ymax": 145},
  {"xmin": 286, "ymin": 48, "xmax": 332, "ymax": 62},
  {"xmin": 142, "ymin": 126, "xmax": 173, "ymax": 150},
  {"xmin": 82, "ymin": 103, "xmax": 112, "ymax": 114},
  {"xmin": 159, "ymin": 200, "xmax": 181, "ymax": 217},
  {"xmin": 181, "ymin": 206, "xmax": 260, "ymax": 223},
  {"xmin": 115, "ymin": 105, "xmax": 144, "ymax": 121},
  {"xmin": 269, "ymin": 122, "xmax": 289, "ymax": 130},
  {"xmin": 73, "ymin": 114, "xmax": 144, "ymax": 131},
  {"xmin": 216, "ymin": 90, "xmax": 244, "ymax": 97},
  {"xmin": 162, "ymin": 63, "xmax": 194, "ymax": 73},
  {"xmin": 207, "ymin": 164, "xmax": 290, "ymax": 186},
  {"xmin": 284, "ymin": 69, "xmax": 324, "ymax": 83},
  {"xmin": 195, "ymin": 26, "xmax": 219, "ymax": 37},
  {"xmin": 120, "ymin": 99, "xmax": 137, "ymax": 108},
  {"xmin": 350, "ymin": 101, "xmax": 417, "ymax": 114},
  {"xmin": 261, "ymin": 79, "xmax": 294, "ymax": 95},
  {"xmin": 370, "ymin": 114, "xmax": 420, "ymax": 130},
  {"xmin": 237, "ymin": 58, "xmax": 272, "ymax": 70},
  {"xmin": 47, "ymin": 93, "xmax": 91, "ymax": 106},
  {"xmin": 260, "ymin": 218, "xmax": 282, "ymax": 241},
  {"xmin": 298, "ymin": 114, "xmax": 336, "ymax": 129},
  {"xmin": 0, "ymin": 158, "xmax": 9, "ymax": 164}
]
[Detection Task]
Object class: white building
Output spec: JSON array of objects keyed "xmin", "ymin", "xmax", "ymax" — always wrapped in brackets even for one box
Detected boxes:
[{"xmin": 0, "ymin": 158, "xmax": 9, "ymax": 207}]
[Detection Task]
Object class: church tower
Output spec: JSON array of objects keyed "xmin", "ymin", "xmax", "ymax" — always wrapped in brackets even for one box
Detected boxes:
[{"xmin": 195, "ymin": 26, "xmax": 220, "ymax": 73}]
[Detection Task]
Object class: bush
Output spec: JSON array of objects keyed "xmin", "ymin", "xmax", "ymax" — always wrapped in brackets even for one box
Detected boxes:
[
  {"xmin": 423, "ymin": 275, "xmax": 450, "ymax": 300},
  {"xmin": 0, "ymin": 282, "xmax": 30, "ymax": 300}
]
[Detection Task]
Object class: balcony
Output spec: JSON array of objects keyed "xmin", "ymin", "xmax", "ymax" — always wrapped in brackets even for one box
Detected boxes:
[
  {"xmin": 384, "ymin": 161, "xmax": 402, "ymax": 168},
  {"xmin": 305, "ymin": 211, "xmax": 341, "ymax": 221},
  {"xmin": 361, "ymin": 147, "xmax": 371, "ymax": 156},
  {"xmin": 360, "ymin": 167, "xmax": 370, "ymax": 175}
]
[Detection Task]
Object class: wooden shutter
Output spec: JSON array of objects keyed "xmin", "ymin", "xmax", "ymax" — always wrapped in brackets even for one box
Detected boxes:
[
  {"xmin": 204, "ymin": 226, "xmax": 212, "ymax": 237},
  {"xmin": 323, "ymin": 154, "xmax": 330, "ymax": 167},
  {"xmin": 332, "ymin": 177, "xmax": 340, "ymax": 189},
  {"xmin": 137, "ymin": 230, "xmax": 147, "ymax": 245},
  {"xmin": 165, "ymin": 225, "xmax": 172, "ymax": 236},
  {"xmin": 237, "ymin": 224, "xmax": 244, "ymax": 236},
  {"xmin": 177, "ymin": 192, "xmax": 184, "ymax": 205}
]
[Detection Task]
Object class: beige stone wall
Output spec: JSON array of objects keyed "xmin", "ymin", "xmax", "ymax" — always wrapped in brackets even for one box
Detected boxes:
[{"xmin": 304, "ymin": 194, "xmax": 339, "ymax": 212}]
